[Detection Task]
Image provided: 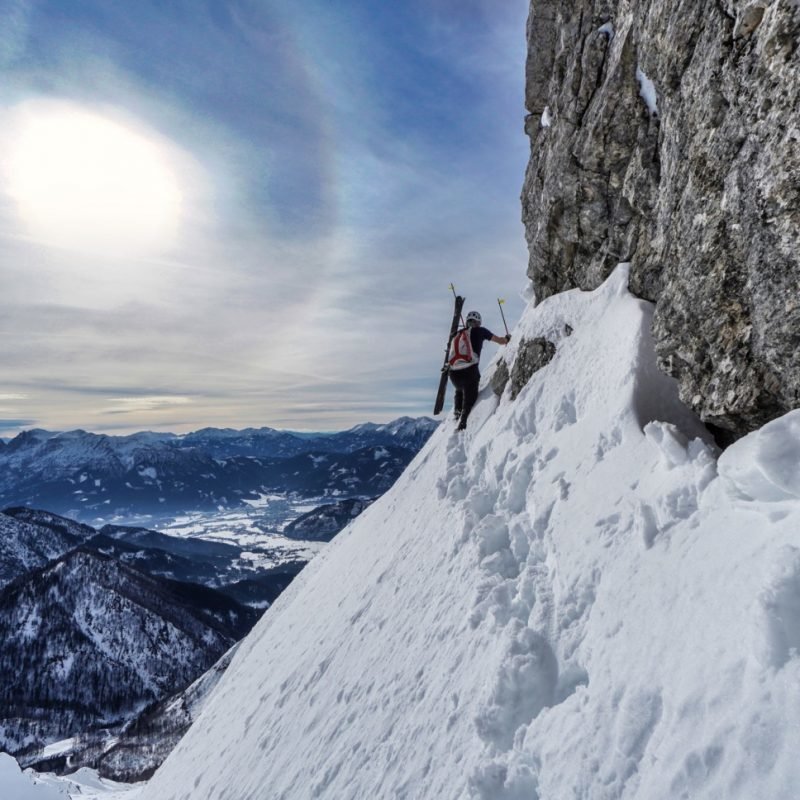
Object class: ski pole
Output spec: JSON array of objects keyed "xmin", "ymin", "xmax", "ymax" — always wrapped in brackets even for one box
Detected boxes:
[
  {"xmin": 450, "ymin": 283, "xmax": 466, "ymax": 327},
  {"xmin": 497, "ymin": 298, "xmax": 510, "ymax": 337}
]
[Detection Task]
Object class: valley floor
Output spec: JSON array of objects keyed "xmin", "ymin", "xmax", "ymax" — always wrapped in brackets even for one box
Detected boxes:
[{"xmin": 1, "ymin": 754, "xmax": 141, "ymax": 799}]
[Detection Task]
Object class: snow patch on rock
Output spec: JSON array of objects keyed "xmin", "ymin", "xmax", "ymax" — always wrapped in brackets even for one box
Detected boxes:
[{"xmin": 635, "ymin": 65, "xmax": 658, "ymax": 117}]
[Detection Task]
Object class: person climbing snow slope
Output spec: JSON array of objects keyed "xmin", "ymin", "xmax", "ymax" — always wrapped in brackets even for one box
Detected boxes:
[{"xmin": 448, "ymin": 310, "xmax": 510, "ymax": 431}]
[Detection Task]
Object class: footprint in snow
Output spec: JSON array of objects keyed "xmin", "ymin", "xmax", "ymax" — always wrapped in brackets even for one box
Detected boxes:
[{"xmin": 755, "ymin": 544, "xmax": 800, "ymax": 670}]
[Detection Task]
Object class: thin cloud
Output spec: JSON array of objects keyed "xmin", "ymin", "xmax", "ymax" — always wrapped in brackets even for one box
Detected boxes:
[
  {"xmin": 0, "ymin": 417, "xmax": 35, "ymax": 430},
  {"xmin": 0, "ymin": 0, "xmax": 31, "ymax": 67},
  {"xmin": 103, "ymin": 396, "xmax": 193, "ymax": 415}
]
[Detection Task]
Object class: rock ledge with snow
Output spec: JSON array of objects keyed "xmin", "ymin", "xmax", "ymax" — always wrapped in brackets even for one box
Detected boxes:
[{"xmin": 522, "ymin": 0, "xmax": 800, "ymax": 439}]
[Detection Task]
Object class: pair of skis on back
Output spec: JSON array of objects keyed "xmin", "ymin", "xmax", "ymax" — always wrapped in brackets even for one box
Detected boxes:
[
  {"xmin": 433, "ymin": 291, "xmax": 465, "ymax": 415},
  {"xmin": 434, "ymin": 287, "xmax": 510, "ymax": 416}
]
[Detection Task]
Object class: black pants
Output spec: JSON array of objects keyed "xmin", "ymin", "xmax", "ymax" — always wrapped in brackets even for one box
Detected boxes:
[{"xmin": 449, "ymin": 365, "xmax": 480, "ymax": 430}]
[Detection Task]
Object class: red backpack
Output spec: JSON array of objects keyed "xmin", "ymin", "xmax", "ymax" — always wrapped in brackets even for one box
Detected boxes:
[{"xmin": 448, "ymin": 328, "xmax": 477, "ymax": 370}]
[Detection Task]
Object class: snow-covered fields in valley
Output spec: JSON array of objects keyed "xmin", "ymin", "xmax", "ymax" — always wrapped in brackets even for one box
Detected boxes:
[
  {"xmin": 39, "ymin": 768, "xmax": 142, "ymax": 800},
  {"xmin": 0, "ymin": 754, "xmax": 65, "ymax": 800},
  {"xmin": 36, "ymin": 266, "xmax": 800, "ymax": 799},
  {"xmin": 153, "ymin": 499, "xmax": 327, "ymax": 568}
]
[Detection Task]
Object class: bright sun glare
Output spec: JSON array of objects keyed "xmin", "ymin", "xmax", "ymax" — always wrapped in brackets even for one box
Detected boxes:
[{"xmin": 3, "ymin": 101, "xmax": 183, "ymax": 254}]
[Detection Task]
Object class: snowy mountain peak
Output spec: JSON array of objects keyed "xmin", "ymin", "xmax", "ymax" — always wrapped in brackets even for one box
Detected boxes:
[
  {"xmin": 348, "ymin": 416, "xmax": 436, "ymax": 435},
  {"xmin": 5, "ymin": 429, "xmax": 60, "ymax": 450}
]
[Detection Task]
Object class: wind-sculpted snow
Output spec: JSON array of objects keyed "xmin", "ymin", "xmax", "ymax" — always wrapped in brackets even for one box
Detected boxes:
[
  {"xmin": 718, "ymin": 410, "xmax": 800, "ymax": 502},
  {"xmin": 142, "ymin": 267, "xmax": 800, "ymax": 800}
]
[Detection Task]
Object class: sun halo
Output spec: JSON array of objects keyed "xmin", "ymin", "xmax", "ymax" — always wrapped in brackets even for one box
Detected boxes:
[{"xmin": 2, "ymin": 101, "xmax": 184, "ymax": 255}]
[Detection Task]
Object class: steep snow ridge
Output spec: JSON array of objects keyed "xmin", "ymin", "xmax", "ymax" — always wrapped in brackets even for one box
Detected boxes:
[{"xmin": 142, "ymin": 267, "xmax": 800, "ymax": 800}]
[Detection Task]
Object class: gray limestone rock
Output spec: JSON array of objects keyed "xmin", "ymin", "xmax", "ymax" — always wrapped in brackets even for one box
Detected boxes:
[
  {"xmin": 492, "ymin": 359, "xmax": 511, "ymax": 397},
  {"xmin": 491, "ymin": 338, "xmax": 557, "ymax": 401},
  {"xmin": 510, "ymin": 338, "xmax": 557, "ymax": 400},
  {"xmin": 522, "ymin": 0, "xmax": 800, "ymax": 439}
]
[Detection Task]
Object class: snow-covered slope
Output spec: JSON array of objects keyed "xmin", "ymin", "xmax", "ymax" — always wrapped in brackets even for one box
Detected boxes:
[
  {"xmin": 0, "ymin": 549, "xmax": 256, "ymax": 756},
  {"xmin": 142, "ymin": 267, "xmax": 800, "ymax": 800}
]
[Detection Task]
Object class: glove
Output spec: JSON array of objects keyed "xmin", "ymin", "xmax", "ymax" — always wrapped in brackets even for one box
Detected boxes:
[{"xmin": 505, "ymin": 334, "xmax": 512, "ymax": 343}]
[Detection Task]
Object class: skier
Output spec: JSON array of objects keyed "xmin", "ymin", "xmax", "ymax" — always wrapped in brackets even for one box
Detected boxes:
[{"xmin": 448, "ymin": 310, "xmax": 510, "ymax": 431}]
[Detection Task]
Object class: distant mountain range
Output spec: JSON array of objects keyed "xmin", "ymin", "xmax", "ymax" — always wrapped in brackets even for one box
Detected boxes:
[
  {"xmin": 0, "ymin": 507, "xmax": 304, "ymax": 606},
  {"xmin": 0, "ymin": 507, "xmax": 96, "ymax": 586},
  {"xmin": 0, "ymin": 417, "xmax": 437, "ymax": 523}
]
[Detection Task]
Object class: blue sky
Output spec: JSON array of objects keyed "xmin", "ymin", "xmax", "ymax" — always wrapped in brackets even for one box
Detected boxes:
[{"xmin": 0, "ymin": 0, "xmax": 531, "ymax": 434}]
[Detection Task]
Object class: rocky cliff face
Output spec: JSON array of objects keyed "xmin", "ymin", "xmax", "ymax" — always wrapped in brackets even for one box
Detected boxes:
[{"xmin": 521, "ymin": 0, "xmax": 799, "ymax": 440}]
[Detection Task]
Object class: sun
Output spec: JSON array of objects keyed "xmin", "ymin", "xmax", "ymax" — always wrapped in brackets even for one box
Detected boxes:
[{"xmin": 2, "ymin": 100, "xmax": 183, "ymax": 255}]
